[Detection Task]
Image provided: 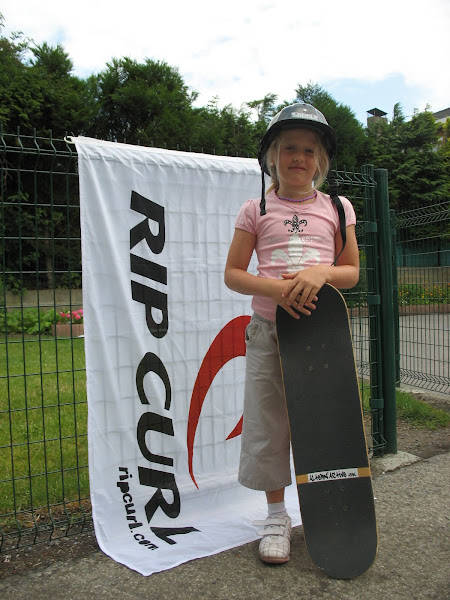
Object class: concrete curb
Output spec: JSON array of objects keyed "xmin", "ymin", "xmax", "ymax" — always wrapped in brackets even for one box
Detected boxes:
[{"xmin": 371, "ymin": 450, "xmax": 421, "ymax": 477}]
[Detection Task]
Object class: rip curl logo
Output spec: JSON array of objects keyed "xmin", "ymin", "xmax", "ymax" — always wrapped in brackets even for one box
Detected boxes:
[
  {"xmin": 187, "ymin": 316, "xmax": 250, "ymax": 489},
  {"xmin": 284, "ymin": 215, "xmax": 307, "ymax": 233}
]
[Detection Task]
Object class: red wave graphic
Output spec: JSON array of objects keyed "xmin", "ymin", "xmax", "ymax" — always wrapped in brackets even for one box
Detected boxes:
[
  {"xmin": 187, "ymin": 316, "xmax": 250, "ymax": 489},
  {"xmin": 226, "ymin": 415, "xmax": 243, "ymax": 441}
]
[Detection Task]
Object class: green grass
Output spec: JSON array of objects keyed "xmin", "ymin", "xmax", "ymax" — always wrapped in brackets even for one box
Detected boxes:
[
  {"xmin": 0, "ymin": 335, "xmax": 88, "ymax": 528},
  {"xmin": 362, "ymin": 385, "xmax": 449, "ymax": 430},
  {"xmin": 396, "ymin": 389, "xmax": 450, "ymax": 430}
]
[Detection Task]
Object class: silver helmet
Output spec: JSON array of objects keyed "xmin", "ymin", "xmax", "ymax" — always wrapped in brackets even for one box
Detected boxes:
[{"xmin": 258, "ymin": 103, "xmax": 337, "ymax": 176}]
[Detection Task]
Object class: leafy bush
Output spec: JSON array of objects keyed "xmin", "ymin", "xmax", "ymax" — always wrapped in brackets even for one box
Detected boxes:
[
  {"xmin": 0, "ymin": 277, "xmax": 4, "ymax": 308},
  {"xmin": 0, "ymin": 308, "xmax": 82, "ymax": 335},
  {"xmin": 398, "ymin": 283, "xmax": 449, "ymax": 306}
]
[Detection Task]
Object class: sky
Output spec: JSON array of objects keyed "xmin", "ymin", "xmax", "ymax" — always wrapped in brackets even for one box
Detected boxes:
[{"xmin": 2, "ymin": 0, "xmax": 449, "ymax": 126}]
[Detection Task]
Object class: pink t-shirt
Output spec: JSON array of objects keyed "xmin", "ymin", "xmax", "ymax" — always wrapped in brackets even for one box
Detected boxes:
[{"xmin": 235, "ymin": 190, "xmax": 356, "ymax": 321}]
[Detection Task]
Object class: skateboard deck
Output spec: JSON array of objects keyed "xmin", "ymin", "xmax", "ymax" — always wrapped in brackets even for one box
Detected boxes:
[{"xmin": 276, "ymin": 283, "xmax": 378, "ymax": 579}]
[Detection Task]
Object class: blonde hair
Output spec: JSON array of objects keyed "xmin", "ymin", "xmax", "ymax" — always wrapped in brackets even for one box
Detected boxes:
[{"xmin": 266, "ymin": 128, "xmax": 330, "ymax": 194}]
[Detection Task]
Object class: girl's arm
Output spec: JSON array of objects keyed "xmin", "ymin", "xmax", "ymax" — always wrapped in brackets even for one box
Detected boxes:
[
  {"xmin": 281, "ymin": 225, "xmax": 360, "ymax": 312},
  {"xmin": 224, "ymin": 228, "xmax": 313, "ymax": 318}
]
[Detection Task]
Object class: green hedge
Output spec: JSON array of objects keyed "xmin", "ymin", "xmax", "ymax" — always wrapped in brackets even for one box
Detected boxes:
[
  {"xmin": 398, "ymin": 283, "xmax": 450, "ymax": 306},
  {"xmin": 0, "ymin": 308, "xmax": 59, "ymax": 335}
]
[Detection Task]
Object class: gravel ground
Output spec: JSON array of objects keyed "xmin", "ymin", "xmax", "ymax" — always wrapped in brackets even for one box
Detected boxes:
[{"xmin": 1, "ymin": 400, "xmax": 449, "ymax": 581}]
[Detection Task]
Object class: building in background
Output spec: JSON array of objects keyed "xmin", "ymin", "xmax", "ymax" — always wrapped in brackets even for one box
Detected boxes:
[{"xmin": 367, "ymin": 108, "xmax": 388, "ymax": 127}]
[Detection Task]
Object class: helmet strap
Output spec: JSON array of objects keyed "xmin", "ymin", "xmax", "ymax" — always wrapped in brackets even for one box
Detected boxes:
[{"xmin": 259, "ymin": 169, "xmax": 267, "ymax": 216}]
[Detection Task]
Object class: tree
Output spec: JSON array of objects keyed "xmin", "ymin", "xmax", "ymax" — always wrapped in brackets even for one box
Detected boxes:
[
  {"xmin": 0, "ymin": 18, "xmax": 41, "ymax": 131},
  {"xmin": 439, "ymin": 118, "xmax": 450, "ymax": 198},
  {"xmin": 0, "ymin": 18, "xmax": 91, "ymax": 289},
  {"xmin": 216, "ymin": 104, "xmax": 256, "ymax": 157},
  {"xmin": 31, "ymin": 41, "xmax": 73, "ymax": 77},
  {"xmin": 367, "ymin": 104, "xmax": 448, "ymax": 210},
  {"xmin": 245, "ymin": 93, "xmax": 278, "ymax": 153},
  {"xmin": 29, "ymin": 42, "xmax": 96, "ymax": 135},
  {"xmin": 0, "ymin": 17, "xmax": 94, "ymax": 137},
  {"xmin": 90, "ymin": 57, "xmax": 198, "ymax": 147},
  {"xmin": 394, "ymin": 110, "xmax": 447, "ymax": 210},
  {"xmin": 189, "ymin": 98, "xmax": 257, "ymax": 157},
  {"xmin": 189, "ymin": 97, "xmax": 225, "ymax": 154}
]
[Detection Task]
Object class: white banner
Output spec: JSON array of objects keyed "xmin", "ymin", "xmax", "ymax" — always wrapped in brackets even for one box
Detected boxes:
[{"xmin": 75, "ymin": 137, "xmax": 300, "ymax": 576}]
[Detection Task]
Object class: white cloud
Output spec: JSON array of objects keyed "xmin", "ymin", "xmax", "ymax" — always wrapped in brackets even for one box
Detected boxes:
[{"xmin": 2, "ymin": 0, "xmax": 449, "ymax": 116}]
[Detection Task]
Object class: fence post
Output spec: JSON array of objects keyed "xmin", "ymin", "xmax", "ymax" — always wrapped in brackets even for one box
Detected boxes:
[
  {"xmin": 362, "ymin": 164, "xmax": 384, "ymax": 456},
  {"xmin": 374, "ymin": 169, "xmax": 397, "ymax": 454},
  {"xmin": 390, "ymin": 209, "xmax": 400, "ymax": 385}
]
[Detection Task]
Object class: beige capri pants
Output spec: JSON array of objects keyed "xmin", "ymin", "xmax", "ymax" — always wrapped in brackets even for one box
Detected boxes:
[{"xmin": 238, "ymin": 313, "xmax": 292, "ymax": 491}]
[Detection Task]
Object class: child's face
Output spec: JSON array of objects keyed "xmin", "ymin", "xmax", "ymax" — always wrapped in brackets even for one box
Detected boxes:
[{"xmin": 275, "ymin": 128, "xmax": 318, "ymax": 195}]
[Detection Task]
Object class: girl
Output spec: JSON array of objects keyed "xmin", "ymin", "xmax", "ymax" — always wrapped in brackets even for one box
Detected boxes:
[{"xmin": 224, "ymin": 103, "xmax": 360, "ymax": 564}]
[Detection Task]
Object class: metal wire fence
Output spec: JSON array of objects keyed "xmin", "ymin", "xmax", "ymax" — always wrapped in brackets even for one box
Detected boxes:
[
  {"xmin": 0, "ymin": 134, "xmax": 378, "ymax": 549},
  {"xmin": 1, "ymin": 130, "xmax": 89, "ymax": 551},
  {"xmin": 394, "ymin": 202, "xmax": 450, "ymax": 394}
]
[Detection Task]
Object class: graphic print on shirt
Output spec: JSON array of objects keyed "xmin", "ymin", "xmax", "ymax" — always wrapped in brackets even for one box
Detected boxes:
[
  {"xmin": 284, "ymin": 214, "xmax": 307, "ymax": 234},
  {"xmin": 272, "ymin": 233, "xmax": 320, "ymax": 275}
]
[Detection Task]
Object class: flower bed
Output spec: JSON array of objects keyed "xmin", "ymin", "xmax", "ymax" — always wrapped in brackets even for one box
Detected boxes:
[
  {"xmin": 51, "ymin": 309, "xmax": 84, "ymax": 337},
  {"xmin": 0, "ymin": 307, "xmax": 84, "ymax": 336}
]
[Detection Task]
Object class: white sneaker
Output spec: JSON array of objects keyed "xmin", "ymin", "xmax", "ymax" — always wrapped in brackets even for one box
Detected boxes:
[{"xmin": 254, "ymin": 516, "xmax": 291, "ymax": 564}]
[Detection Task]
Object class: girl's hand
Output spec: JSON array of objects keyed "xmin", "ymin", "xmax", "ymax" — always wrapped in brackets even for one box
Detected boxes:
[
  {"xmin": 280, "ymin": 265, "xmax": 331, "ymax": 315},
  {"xmin": 268, "ymin": 279, "xmax": 317, "ymax": 319}
]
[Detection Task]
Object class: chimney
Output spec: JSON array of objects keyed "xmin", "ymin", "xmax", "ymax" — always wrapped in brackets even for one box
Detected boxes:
[{"xmin": 367, "ymin": 108, "xmax": 387, "ymax": 127}]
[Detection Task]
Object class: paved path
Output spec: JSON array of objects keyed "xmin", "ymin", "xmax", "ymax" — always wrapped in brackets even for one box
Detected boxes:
[{"xmin": 1, "ymin": 452, "xmax": 449, "ymax": 600}]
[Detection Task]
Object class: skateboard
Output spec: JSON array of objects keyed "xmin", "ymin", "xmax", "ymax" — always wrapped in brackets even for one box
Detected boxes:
[{"xmin": 276, "ymin": 283, "xmax": 378, "ymax": 579}]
